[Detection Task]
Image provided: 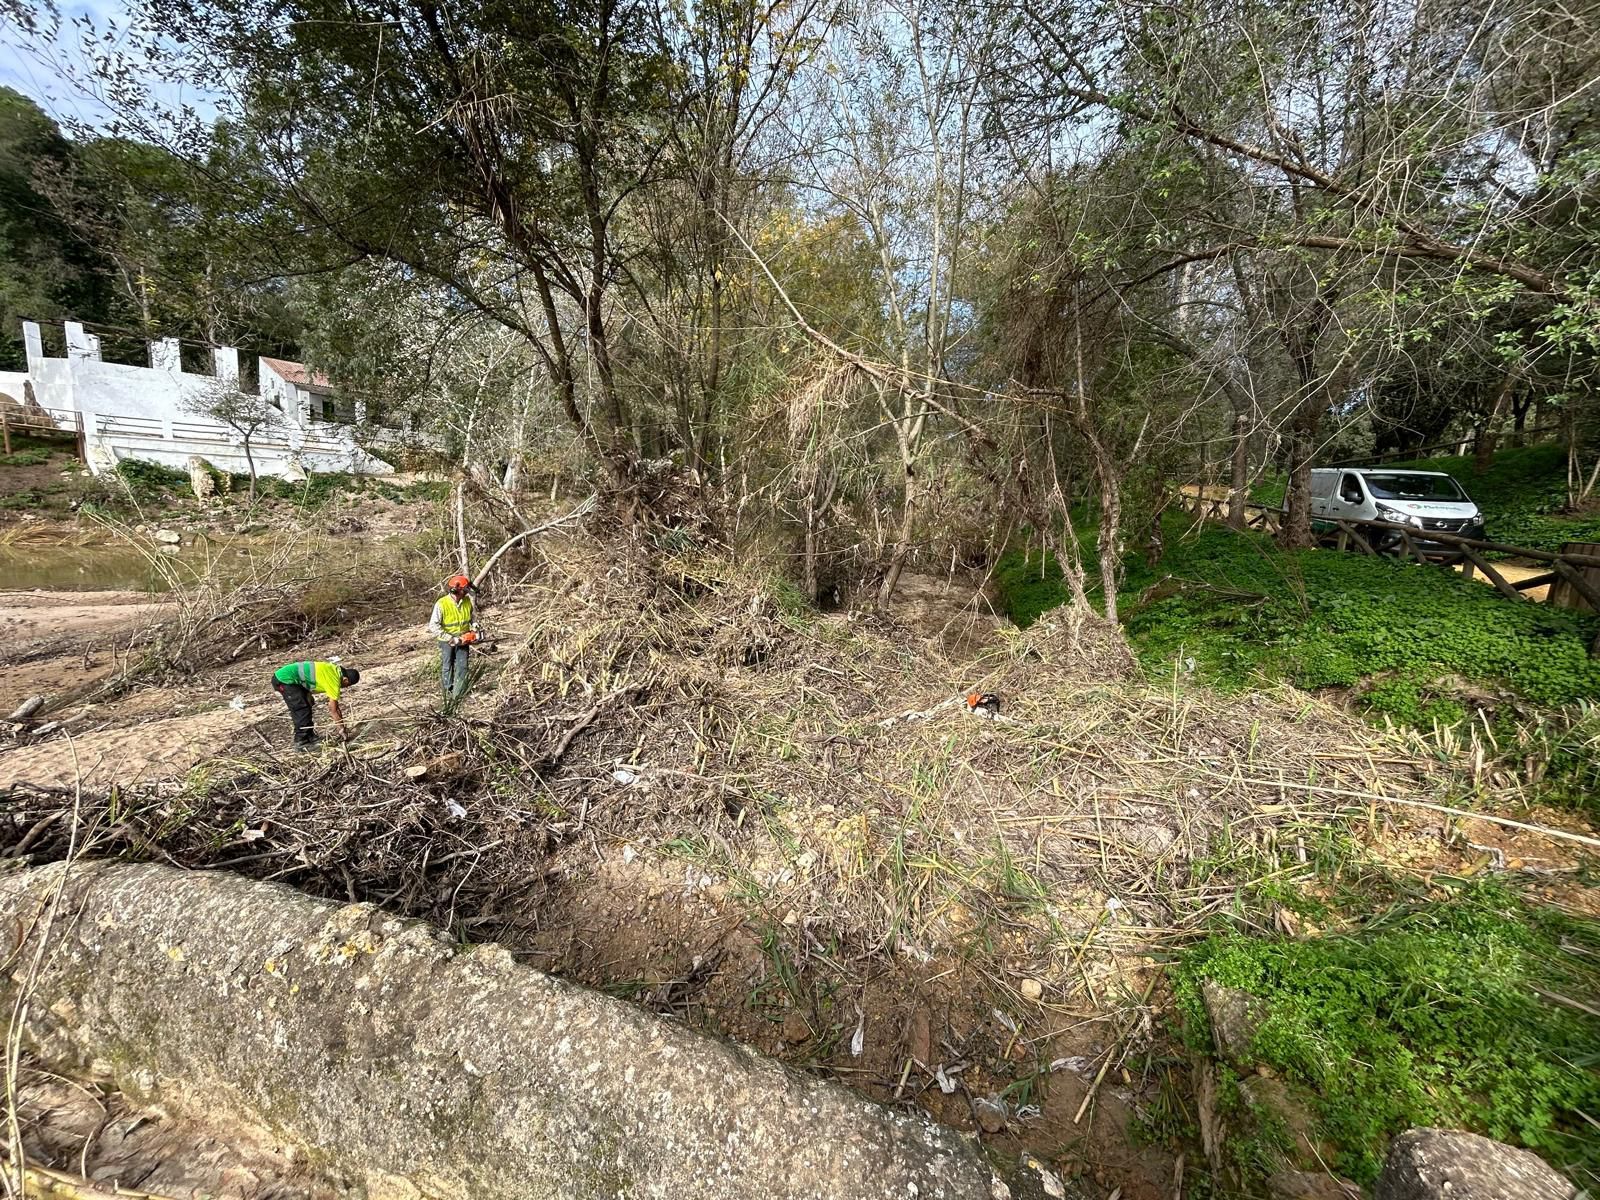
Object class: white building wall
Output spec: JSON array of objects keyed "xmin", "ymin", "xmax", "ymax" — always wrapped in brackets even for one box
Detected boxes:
[{"xmin": 16, "ymin": 320, "xmax": 392, "ymax": 479}]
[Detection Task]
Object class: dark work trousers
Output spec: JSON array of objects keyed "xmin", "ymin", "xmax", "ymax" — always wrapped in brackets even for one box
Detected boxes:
[
  {"xmin": 440, "ymin": 642, "xmax": 471, "ymax": 699},
  {"xmin": 273, "ymin": 679, "xmax": 317, "ymax": 745}
]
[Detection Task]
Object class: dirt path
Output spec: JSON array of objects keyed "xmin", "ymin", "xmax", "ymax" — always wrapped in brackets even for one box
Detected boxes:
[{"xmin": 0, "ymin": 589, "xmax": 538, "ymax": 790}]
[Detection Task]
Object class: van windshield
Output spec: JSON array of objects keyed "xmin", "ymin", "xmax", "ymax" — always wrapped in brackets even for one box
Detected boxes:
[{"xmin": 1361, "ymin": 473, "xmax": 1466, "ymax": 501}]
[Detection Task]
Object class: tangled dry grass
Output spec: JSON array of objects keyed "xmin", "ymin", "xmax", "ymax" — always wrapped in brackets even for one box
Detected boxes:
[{"xmin": 1, "ymin": 536, "xmax": 1485, "ymax": 1181}]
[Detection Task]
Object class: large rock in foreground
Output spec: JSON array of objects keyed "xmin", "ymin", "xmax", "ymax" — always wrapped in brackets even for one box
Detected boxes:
[
  {"xmin": 0, "ymin": 861, "xmax": 1005, "ymax": 1200},
  {"xmin": 1377, "ymin": 1129, "xmax": 1577, "ymax": 1200}
]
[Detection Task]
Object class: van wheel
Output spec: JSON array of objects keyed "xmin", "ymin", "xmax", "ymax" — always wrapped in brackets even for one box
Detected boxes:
[{"xmin": 1376, "ymin": 533, "xmax": 1407, "ymax": 559}]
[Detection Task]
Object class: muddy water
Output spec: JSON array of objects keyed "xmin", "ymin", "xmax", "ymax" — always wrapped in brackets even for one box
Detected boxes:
[{"xmin": 0, "ymin": 540, "xmax": 264, "ymax": 592}]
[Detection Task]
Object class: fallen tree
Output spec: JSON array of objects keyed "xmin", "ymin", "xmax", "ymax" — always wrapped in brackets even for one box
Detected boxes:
[{"xmin": 0, "ymin": 860, "xmax": 1006, "ymax": 1200}]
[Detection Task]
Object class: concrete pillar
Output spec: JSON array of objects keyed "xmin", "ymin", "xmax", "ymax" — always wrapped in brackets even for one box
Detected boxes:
[
  {"xmin": 65, "ymin": 322, "xmax": 100, "ymax": 362},
  {"xmin": 212, "ymin": 346, "xmax": 239, "ymax": 385},
  {"xmin": 22, "ymin": 321, "xmax": 44, "ymax": 366},
  {"xmin": 150, "ymin": 338, "xmax": 181, "ymax": 372}
]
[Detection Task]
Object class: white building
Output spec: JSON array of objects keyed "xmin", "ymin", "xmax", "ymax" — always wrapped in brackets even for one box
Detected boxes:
[{"xmin": 1, "ymin": 320, "xmax": 393, "ymax": 479}]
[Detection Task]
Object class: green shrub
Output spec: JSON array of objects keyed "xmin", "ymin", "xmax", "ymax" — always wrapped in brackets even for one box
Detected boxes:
[
  {"xmin": 0, "ymin": 489, "xmax": 45, "ymax": 510},
  {"xmin": 115, "ymin": 458, "xmax": 190, "ymax": 501},
  {"xmin": 1174, "ymin": 885, "xmax": 1600, "ymax": 1188},
  {"xmin": 0, "ymin": 447, "xmax": 50, "ymax": 467}
]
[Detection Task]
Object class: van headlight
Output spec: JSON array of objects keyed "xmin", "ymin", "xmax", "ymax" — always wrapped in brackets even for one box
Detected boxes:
[{"xmin": 1375, "ymin": 504, "xmax": 1420, "ymax": 527}]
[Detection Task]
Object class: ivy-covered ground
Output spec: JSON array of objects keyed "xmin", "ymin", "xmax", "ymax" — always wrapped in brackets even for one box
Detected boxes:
[
  {"xmin": 995, "ymin": 517, "xmax": 1600, "ymax": 813},
  {"xmin": 1170, "ymin": 874, "xmax": 1600, "ymax": 1192},
  {"xmin": 999, "ymin": 522, "xmax": 1600, "ymax": 713}
]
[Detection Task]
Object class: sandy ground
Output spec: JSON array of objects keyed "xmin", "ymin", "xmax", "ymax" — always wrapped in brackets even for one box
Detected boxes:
[
  {"xmin": 1, "ymin": 588, "xmax": 165, "ymax": 640},
  {"xmin": 0, "ymin": 571, "xmax": 994, "ymax": 793},
  {"xmin": 0, "ymin": 587, "xmax": 536, "ymax": 790}
]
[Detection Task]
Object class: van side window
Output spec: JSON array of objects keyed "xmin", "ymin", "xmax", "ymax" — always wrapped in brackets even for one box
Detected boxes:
[{"xmin": 1340, "ymin": 474, "xmax": 1364, "ymax": 503}]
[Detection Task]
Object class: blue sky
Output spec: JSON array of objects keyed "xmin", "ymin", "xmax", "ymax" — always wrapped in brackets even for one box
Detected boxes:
[{"xmin": 1, "ymin": 0, "xmax": 218, "ymax": 133}]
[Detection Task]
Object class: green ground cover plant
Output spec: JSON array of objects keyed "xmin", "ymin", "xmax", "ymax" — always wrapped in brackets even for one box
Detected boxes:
[
  {"xmin": 1173, "ymin": 882, "xmax": 1600, "ymax": 1189},
  {"xmin": 996, "ymin": 521, "xmax": 1600, "ymax": 720}
]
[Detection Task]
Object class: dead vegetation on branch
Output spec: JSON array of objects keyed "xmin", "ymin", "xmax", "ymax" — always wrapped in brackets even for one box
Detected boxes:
[
  {"xmin": 0, "ymin": 536, "xmax": 1519, "ymax": 1172},
  {"xmin": 5, "ymin": 539, "xmax": 1448, "ymax": 969}
]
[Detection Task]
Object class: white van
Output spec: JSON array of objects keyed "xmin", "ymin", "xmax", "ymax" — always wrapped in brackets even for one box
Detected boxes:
[{"xmin": 1307, "ymin": 468, "xmax": 1486, "ymax": 547}]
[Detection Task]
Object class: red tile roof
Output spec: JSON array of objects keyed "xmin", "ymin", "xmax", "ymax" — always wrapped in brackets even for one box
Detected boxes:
[{"xmin": 261, "ymin": 356, "xmax": 333, "ymax": 391}]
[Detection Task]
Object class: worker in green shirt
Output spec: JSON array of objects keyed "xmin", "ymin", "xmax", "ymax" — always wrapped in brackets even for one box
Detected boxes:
[{"xmin": 271, "ymin": 660, "xmax": 360, "ymax": 750}]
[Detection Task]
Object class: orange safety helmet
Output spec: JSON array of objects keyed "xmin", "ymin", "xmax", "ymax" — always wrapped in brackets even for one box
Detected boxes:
[{"xmin": 446, "ymin": 574, "xmax": 471, "ymax": 591}]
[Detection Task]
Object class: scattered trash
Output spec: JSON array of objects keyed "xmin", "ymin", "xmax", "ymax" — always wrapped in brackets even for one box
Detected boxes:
[
  {"xmin": 974, "ymin": 1093, "xmax": 1008, "ymax": 1133},
  {"xmin": 991, "ymin": 1007, "xmax": 1019, "ymax": 1036},
  {"xmin": 445, "ymin": 800, "xmax": 467, "ymax": 819},
  {"xmin": 964, "ymin": 691, "xmax": 1001, "ymax": 717},
  {"xmin": 229, "ymin": 695, "xmax": 247, "ymax": 712},
  {"xmin": 240, "ymin": 828, "xmax": 265, "ymax": 841},
  {"xmin": 1049, "ymin": 1055, "xmax": 1095, "ymax": 1076},
  {"xmin": 612, "ymin": 767, "xmax": 638, "ymax": 786},
  {"xmin": 621, "ymin": 844, "xmax": 638, "ymax": 864},
  {"xmin": 934, "ymin": 1064, "xmax": 958, "ymax": 1094},
  {"xmin": 1021, "ymin": 1154, "xmax": 1066, "ymax": 1199},
  {"xmin": 849, "ymin": 1005, "xmax": 865, "ymax": 1057},
  {"xmin": 1104, "ymin": 896, "xmax": 1124, "ymax": 913}
]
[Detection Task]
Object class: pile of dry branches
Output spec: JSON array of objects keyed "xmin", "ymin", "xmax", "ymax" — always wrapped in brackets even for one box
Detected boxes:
[{"xmin": 2, "ymin": 543, "xmax": 1460, "ymax": 970}]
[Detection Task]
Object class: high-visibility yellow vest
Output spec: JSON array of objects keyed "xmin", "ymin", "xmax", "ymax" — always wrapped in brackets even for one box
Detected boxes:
[
  {"xmin": 274, "ymin": 660, "xmax": 342, "ymax": 699},
  {"xmin": 438, "ymin": 594, "xmax": 474, "ymax": 635}
]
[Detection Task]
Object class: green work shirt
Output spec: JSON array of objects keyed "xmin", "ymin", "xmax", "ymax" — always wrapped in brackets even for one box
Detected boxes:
[{"xmin": 274, "ymin": 660, "xmax": 343, "ymax": 701}]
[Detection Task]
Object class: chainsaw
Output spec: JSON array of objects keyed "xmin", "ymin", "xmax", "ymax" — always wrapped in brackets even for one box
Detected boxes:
[{"xmin": 452, "ymin": 631, "xmax": 498, "ymax": 653}]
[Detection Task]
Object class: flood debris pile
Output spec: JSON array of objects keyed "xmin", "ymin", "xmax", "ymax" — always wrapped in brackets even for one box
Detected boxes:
[{"xmin": 1, "ymin": 543, "xmax": 1450, "ymax": 1177}]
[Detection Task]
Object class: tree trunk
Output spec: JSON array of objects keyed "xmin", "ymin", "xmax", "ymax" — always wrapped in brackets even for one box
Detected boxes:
[
  {"xmin": 1510, "ymin": 394, "xmax": 1532, "ymax": 448},
  {"xmin": 801, "ymin": 464, "xmax": 839, "ymax": 604},
  {"xmin": 1280, "ymin": 400, "xmax": 1319, "ymax": 550},
  {"xmin": 1474, "ymin": 362, "xmax": 1520, "ymax": 473},
  {"xmin": 1070, "ymin": 314, "xmax": 1126, "ymax": 621},
  {"xmin": 243, "ymin": 437, "xmax": 257, "ymax": 505},
  {"xmin": 1095, "ymin": 466, "xmax": 1122, "ymax": 624},
  {"xmin": 1228, "ymin": 410, "xmax": 1249, "ymax": 530},
  {"xmin": 875, "ymin": 466, "xmax": 916, "ymax": 612},
  {"xmin": 1145, "ymin": 499, "xmax": 1168, "ymax": 567},
  {"xmin": 1276, "ymin": 316, "xmax": 1328, "ymax": 552}
]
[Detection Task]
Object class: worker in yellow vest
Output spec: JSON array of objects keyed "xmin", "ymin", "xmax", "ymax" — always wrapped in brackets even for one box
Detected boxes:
[
  {"xmin": 427, "ymin": 574, "xmax": 480, "ymax": 700},
  {"xmin": 272, "ymin": 660, "xmax": 359, "ymax": 750}
]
